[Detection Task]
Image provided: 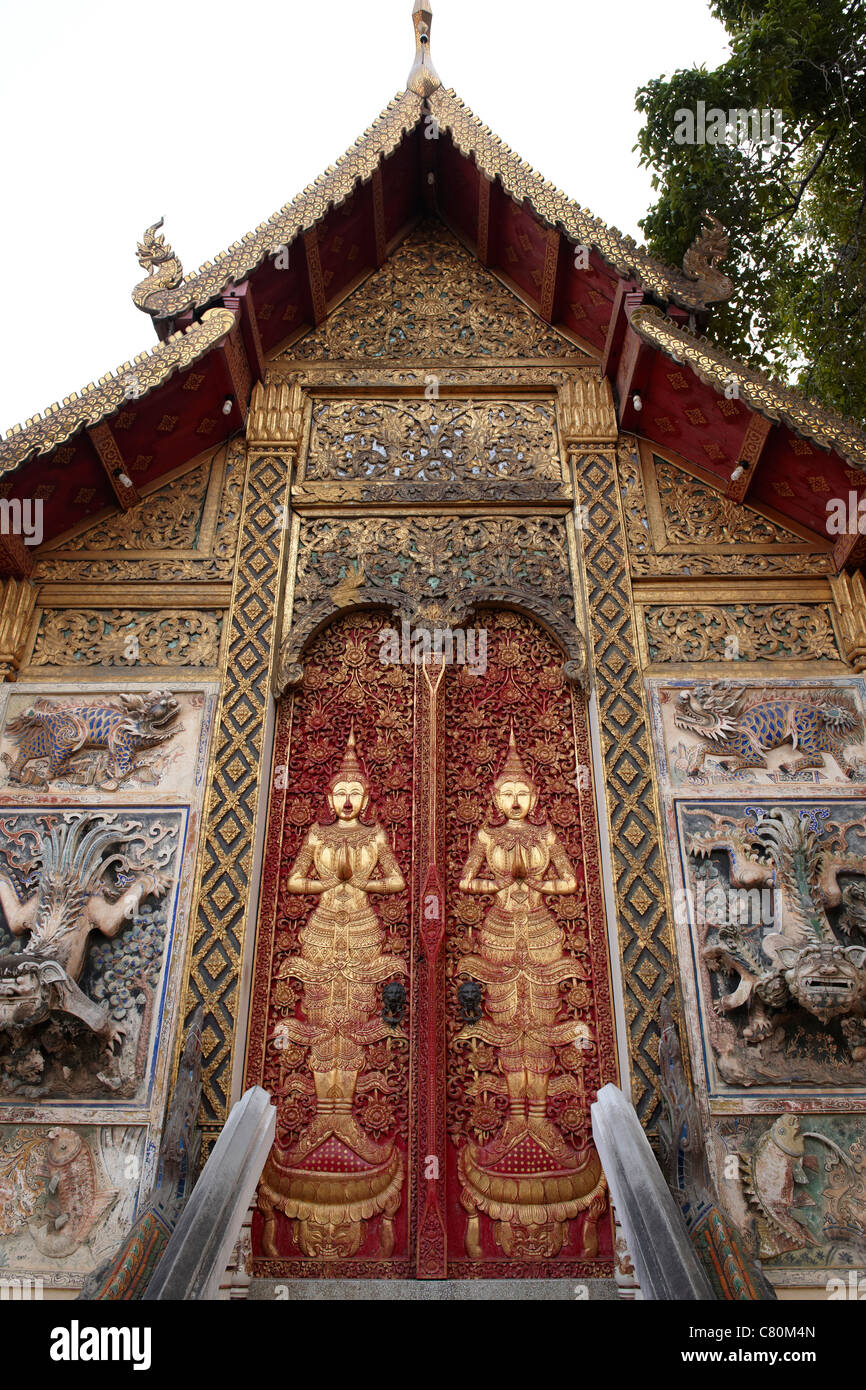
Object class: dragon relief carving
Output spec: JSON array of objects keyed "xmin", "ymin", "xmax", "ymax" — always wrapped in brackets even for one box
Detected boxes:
[
  {"xmin": 675, "ymin": 683, "xmax": 865, "ymax": 783},
  {"xmin": 2, "ymin": 691, "xmax": 181, "ymax": 791},
  {"xmin": 0, "ymin": 812, "xmax": 176, "ymax": 1098},
  {"xmin": 133, "ymin": 219, "xmax": 184, "ymax": 315},
  {"xmin": 687, "ymin": 804, "xmax": 866, "ymax": 1085}
]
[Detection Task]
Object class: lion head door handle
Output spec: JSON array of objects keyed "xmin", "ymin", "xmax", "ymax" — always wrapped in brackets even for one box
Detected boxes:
[
  {"xmin": 457, "ymin": 980, "xmax": 484, "ymax": 1025},
  {"xmin": 381, "ymin": 981, "xmax": 407, "ymax": 1029}
]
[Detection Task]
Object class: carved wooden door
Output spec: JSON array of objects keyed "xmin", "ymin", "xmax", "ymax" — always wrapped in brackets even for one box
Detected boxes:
[
  {"xmin": 440, "ymin": 610, "xmax": 616, "ymax": 1278},
  {"xmin": 245, "ymin": 607, "xmax": 618, "ymax": 1279}
]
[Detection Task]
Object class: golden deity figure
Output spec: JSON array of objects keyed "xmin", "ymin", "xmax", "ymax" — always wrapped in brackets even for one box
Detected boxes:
[
  {"xmin": 456, "ymin": 728, "xmax": 607, "ymax": 1260},
  {"xmin": 258, "ymin": 730, "xmax": 407, "ymax": 1261}
]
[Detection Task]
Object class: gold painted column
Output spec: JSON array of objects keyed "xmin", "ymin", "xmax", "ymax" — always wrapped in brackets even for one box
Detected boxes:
[
  {"xmin": 415, "ymin": 656, "xmax": 448, "ymax": 1277},
  {"xmin": 0, "ymin": 578, "xmax": 37, "ymax": 681},
  {"xmin": 830, "ymin": 571, "xmax": 866, "ymax": 672}
]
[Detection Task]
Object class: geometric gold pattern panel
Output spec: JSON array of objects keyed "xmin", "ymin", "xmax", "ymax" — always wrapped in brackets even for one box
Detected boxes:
[
  {"xmin": 183, "ymin": 449, "xmax": 292, "ymax": 1134},
  {"xmin": 572, "ymin": 448, "xmax": 673, "ymax": 1126}
]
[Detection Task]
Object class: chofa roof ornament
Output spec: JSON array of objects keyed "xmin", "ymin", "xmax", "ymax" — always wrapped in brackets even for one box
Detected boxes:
[
  {"xmin": 681, "ymin": 212, "xmax": 733, "ymax": 305},
  {"xmin": 133, "ymin": 218, "xmax": 185, "ymax": 315},
  {"xmin": 407, "ymin": 0, "xmax": 441, "ymax": 97}
]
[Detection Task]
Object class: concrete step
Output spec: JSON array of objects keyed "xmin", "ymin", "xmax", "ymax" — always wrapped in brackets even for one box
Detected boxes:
[{"xmin": 247, "ymin": 1277, "xmax": 620, "ymax": 1301}]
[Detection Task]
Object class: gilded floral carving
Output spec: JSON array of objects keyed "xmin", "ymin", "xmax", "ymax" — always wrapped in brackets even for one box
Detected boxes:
[
  {"xmin": 61, "ymin": 462, "xmax": 210, "ymax": 552},
  {"xmin": 286, "ymin": 223, "xmax": 582, "ymax": 361},
  {"xmin": 305, "ymin": 398, "xmax": 563, "ymax": 485},
  {"xmin": 32, "ymin": 444, "xmax": 243, "ymax": 584},
  {"xmin": 656, "ymin": 461, "xmax": 790, "ymax": 546},
  {"xmin": 616, "ymin": 438, "xmax": 834, "ymax": 577},
  {"xmin": 644, "ymin": 604, "xmax": 840, "ymax": 664},
  {"xmin": 30, "ymin": 611, "xmax": 222, "ymax": 668},
  {"xmin": 293, "ymin": 515, "xmax": 575, "ymax": 630}
]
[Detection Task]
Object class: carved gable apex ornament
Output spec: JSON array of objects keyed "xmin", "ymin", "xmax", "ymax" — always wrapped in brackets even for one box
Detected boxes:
[
  {"xmin": 407, "ymin": 0, "xmax": 441, "ymax": 97},
  {"xmin": 285, "ymin": 222, "xmax": 586, "ymax": 361}
]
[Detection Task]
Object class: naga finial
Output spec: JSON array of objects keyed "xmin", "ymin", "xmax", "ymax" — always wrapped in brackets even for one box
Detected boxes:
[
  {"xmin": 407, "ymin": 0, "xmax": 441, "ymax": 97},
  {"xmin": 132, "ymin": 217, "xmax": 184, "ymax": 315},
  {"xmin": 681, "ymin": 212, "xmax": 734, "ymax": 305}
]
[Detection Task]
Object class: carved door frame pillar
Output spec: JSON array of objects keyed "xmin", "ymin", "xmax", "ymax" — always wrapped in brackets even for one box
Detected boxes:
[{"xmin": 178, "ymin": 386, "xmax": 301, "ymax": 1151}]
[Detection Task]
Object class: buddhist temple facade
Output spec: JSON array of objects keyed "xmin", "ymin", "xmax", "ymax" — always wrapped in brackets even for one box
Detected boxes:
[{"xmin": 1, "ymin": 3, "xmax": 865, "ymax": 1300}]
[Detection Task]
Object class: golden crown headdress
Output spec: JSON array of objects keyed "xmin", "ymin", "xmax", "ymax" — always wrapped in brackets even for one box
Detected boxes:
[
  {"xmin": 329, "ymin": 726, "xmax": 368, "ymax": 787},
  {"xmin": 494, "ymin": 725, "xmax": 534, "ymax": 786}
]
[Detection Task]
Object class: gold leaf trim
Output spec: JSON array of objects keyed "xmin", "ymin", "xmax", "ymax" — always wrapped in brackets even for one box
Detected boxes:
[
  {"xmin": 430, "ymin": 90, "xmax": 732, "ymax": 311},
  {"xmin": 630, "ymin": 305, "xmax": 866, "ymax": 473},
  {"xmin": 0, "ymin": 309, "xmax": 236, "ymax": 470},
  {"xmin": 134, "ymin": 92, "xmax": 424, "ymax": 321}
]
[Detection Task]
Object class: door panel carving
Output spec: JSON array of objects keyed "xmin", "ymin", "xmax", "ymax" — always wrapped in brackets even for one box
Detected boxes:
[
  {"xmin": 444, "ymin": 611, "xmax": 617, "ymax": 1275},
  {"xmin": 248, "ymin": 608, "xmax": 617, "ymax": 1278},
  {"xmin": 248, "ymin": 612, "xmax": 414, "ymax": 1276}
]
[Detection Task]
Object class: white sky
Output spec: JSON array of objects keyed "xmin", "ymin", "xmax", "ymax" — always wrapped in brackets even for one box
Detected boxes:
[{"xmin": 0, "ymin": 0, "xmax": 729, "ymax": 430}]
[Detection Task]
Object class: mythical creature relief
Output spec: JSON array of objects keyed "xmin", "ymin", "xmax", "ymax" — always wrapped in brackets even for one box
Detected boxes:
[
  {"xmin": 0, "ymin": 811, "xmax": 179, "ymax": 1100},
  {"xmin": 681, "ymin": 800, "xmax": 866, "ymax": 1087},
  {"xmin": 658, "ymin": 1000, "xmax": 776, "ymax": 1299},
  {"xmin": 0, "ymin": 1123, "xmax": 145, "ymax": 1280},
  {"xmin": 715, "ymin": 1114, "xmax": 866, "ymax": 1268},
  {"xmin": 660, "ymin": 681, "xmax": 866, "ymax": 789},
  {"xmin": 0, "ymin": 691, "xmax": 181, "ymax": 792}
]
